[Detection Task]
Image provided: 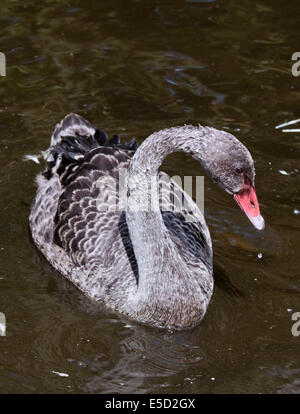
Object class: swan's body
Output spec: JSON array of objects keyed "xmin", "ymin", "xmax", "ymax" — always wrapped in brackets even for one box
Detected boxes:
[{"xmin": 29, "ymin": 114, "xmax": 264, "ymax": 330}]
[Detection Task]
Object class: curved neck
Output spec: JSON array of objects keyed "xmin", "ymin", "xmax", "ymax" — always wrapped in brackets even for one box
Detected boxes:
[
  {"xmin": 125, "ymin": 126, "xmax": 211, "ymax": 315},
  {"xmin": 128, "ymin": 126, "xmax": 208, "ymax": 177}
]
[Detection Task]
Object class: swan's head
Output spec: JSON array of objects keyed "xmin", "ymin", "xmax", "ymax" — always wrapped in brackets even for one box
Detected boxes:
[{"xmin": 193, "ymin": 127, "xmax": 264, "ymax": 231}]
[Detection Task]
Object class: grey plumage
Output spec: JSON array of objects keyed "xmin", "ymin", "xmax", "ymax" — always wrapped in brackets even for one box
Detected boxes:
[{"xmin": 29, "ymin": 113, "xmax": 258, "ymax": 330}]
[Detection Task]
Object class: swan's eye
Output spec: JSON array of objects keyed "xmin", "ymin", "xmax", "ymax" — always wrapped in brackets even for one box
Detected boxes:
[{"xmin": 235, "ymin": 167, "xmax": 243, "ymax": 174}]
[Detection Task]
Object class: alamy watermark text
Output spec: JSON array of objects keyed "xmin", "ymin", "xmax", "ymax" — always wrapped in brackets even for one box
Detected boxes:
[{"xmin": 0, "ymin": 52, "xmax": 6, "ymax": 77}]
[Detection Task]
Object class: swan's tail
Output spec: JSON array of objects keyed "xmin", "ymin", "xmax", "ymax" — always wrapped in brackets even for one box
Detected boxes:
[
  {"xmin": 50, "ymin": 112, "xmax": 97, "ymax": 147},
  {"xmin": 43, "ymin": 113, "xmax": 137, "ymax": 179}
]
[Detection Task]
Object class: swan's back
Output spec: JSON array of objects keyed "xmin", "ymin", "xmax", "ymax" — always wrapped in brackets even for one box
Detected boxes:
[{"xmin": 29, "ymin": 114, "xmax": 212, "ymax": 317}]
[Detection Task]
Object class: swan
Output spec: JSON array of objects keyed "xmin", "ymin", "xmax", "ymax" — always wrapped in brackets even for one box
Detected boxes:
[{"xmin": 29, "ymin": 113, "xmax": 264, "ymax": 330}]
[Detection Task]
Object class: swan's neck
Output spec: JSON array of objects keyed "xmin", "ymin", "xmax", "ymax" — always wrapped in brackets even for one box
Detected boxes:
[
  {"xmin": 125, "ymin": 126, "xmax": 212, "ymax": 328},
  {"xmin": 128, "ymin": 126, "xmax": 209, "ymax": 177}
]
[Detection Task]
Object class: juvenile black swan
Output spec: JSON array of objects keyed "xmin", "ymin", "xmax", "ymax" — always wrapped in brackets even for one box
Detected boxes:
[{"xmin": 29, "ymin": 114, "xmax": 264, "ymax": 330}]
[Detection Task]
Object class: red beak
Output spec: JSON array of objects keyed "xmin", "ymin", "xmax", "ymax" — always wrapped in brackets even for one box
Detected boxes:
[{"xmin": 234, "ymin": 177, "xmax": 264, "ymax": 231}]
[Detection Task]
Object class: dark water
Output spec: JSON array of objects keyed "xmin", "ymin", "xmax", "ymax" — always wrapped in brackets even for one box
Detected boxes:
[{"xmin": 0, "ymin": 0, "xmax": 300, "ymax": 394}]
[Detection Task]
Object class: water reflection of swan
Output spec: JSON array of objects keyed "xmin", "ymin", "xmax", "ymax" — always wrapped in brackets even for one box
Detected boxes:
[
  {"xmin": 30, "ymin": 113, "xmax": 264, "ymax": 330},
  {"xmin": 82, "ymin": 323, "xmax": 205, "ymax": 394}
]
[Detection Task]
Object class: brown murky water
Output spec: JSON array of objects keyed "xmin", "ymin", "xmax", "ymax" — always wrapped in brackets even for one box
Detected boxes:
[{"xmin": 0, "ymin": 0, "xmax": 300, "ymax": 394}]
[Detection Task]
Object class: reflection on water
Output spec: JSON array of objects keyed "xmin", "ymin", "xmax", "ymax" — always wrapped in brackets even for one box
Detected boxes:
[{"xmin": 0, "ymin": 0, "xmax": 300, "ymax": 393}]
